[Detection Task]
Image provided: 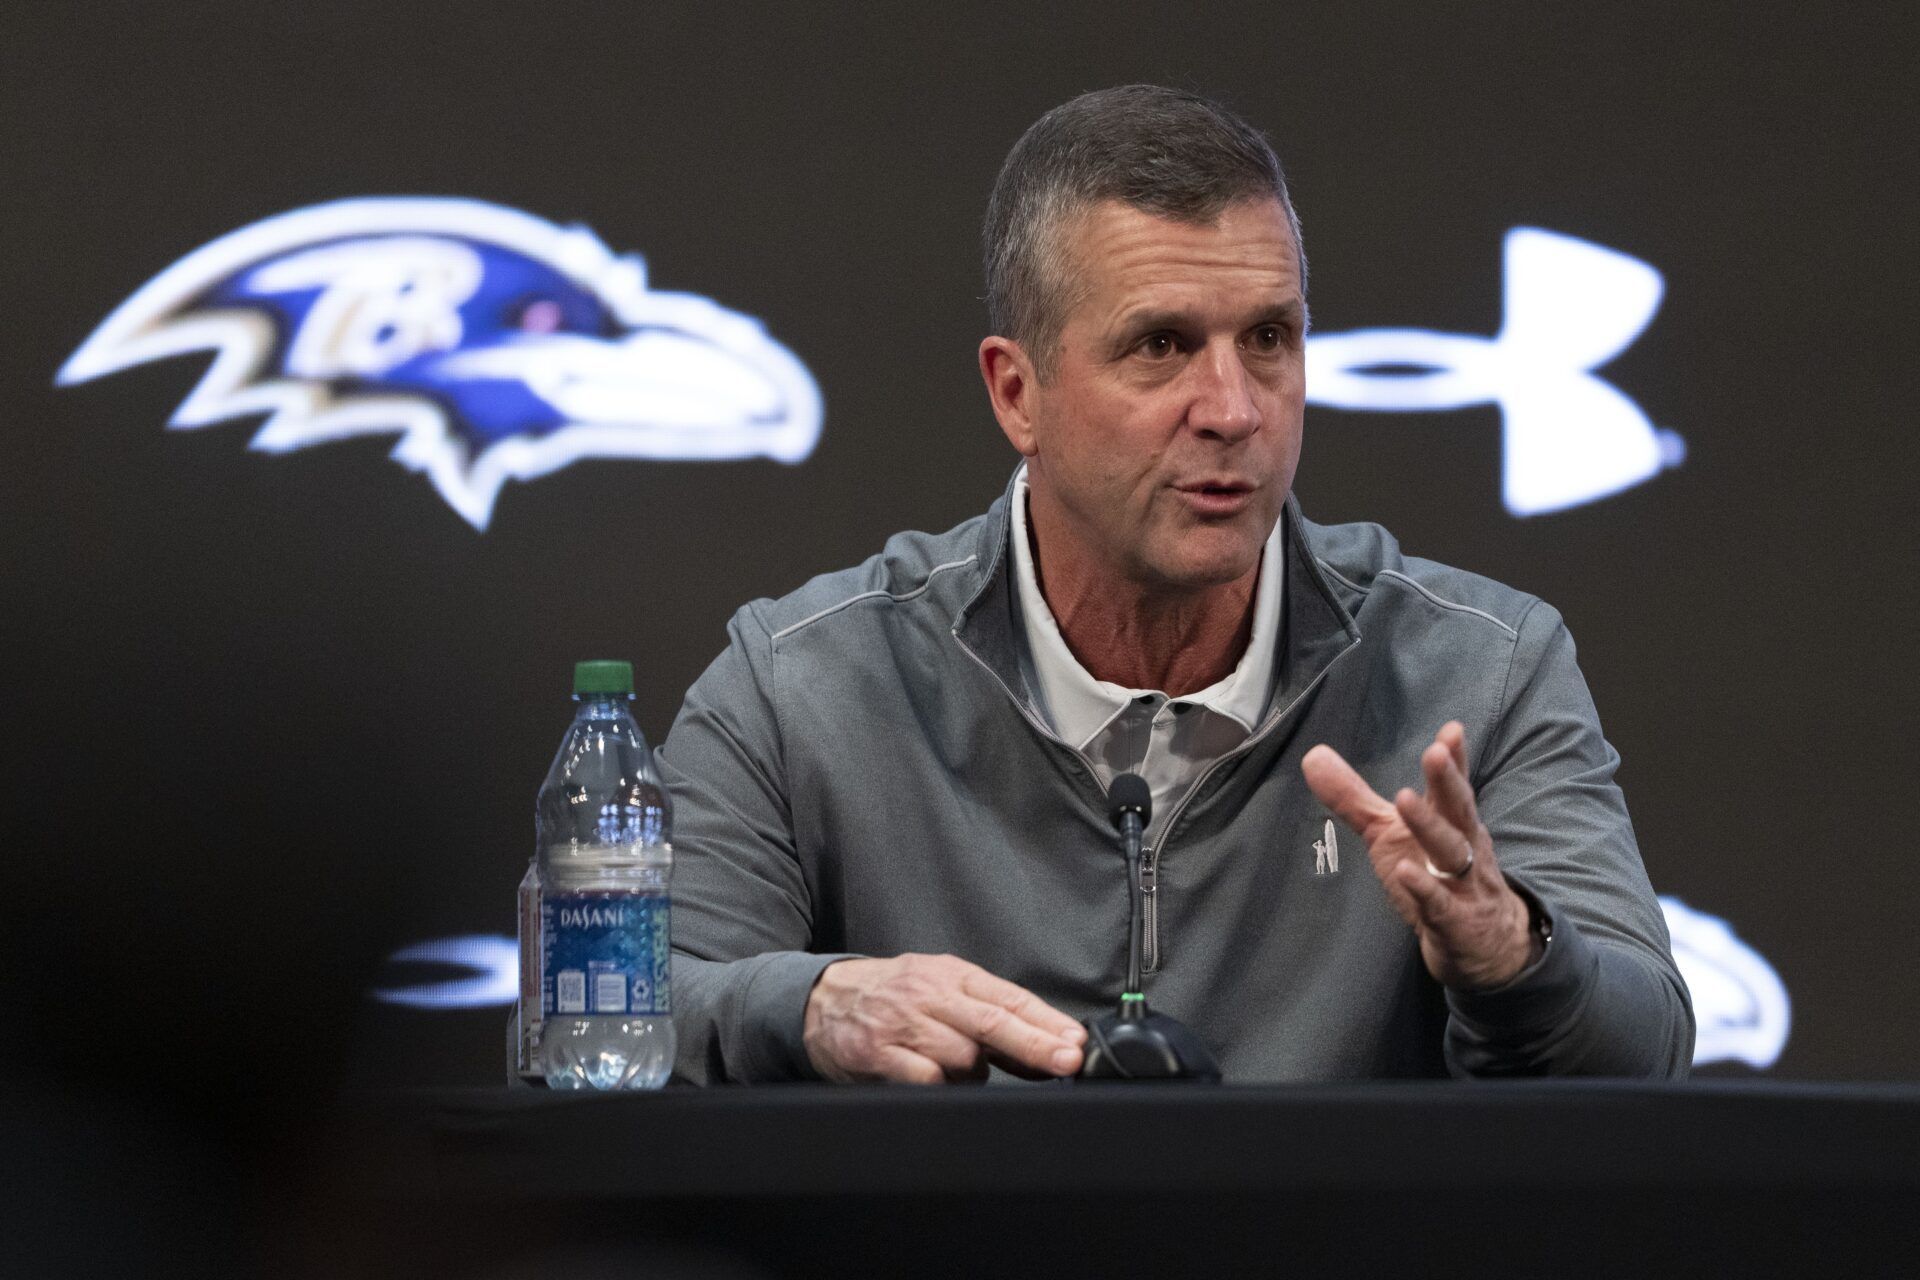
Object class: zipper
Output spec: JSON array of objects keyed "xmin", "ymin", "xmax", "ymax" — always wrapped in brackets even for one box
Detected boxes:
[
  {"xmin": 1139, "ymin": 853, "xmax": 1159, "ymax": 973},
  {"xmin": 957, "ymin": 623, "xmax": 1360, "ymax": 982},
  {"xmin": 1138, "ymin": 639, "xmax": 1361, "ymax": 974},
  {"xmin": 954, "ymin": 631, "xmax": 1149, "ymax": 982}
]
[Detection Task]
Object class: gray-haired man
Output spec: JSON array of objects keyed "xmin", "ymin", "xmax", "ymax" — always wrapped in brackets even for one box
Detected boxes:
[{"xmin": 660, "ymin": 85, "xmax": 1694, "ymax": 1084}]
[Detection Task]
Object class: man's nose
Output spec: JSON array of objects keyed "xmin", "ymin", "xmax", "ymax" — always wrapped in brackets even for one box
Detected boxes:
[{"xmin": 1186, "ymin": 342, "xmax": 1261, "ymax": 442}]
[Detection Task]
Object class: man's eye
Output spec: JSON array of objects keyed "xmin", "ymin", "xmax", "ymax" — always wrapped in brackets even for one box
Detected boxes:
[
  {"xmin": 1137, "ymin": 333, "xmax": 1178, "ymax": 359},
  {"xmin": 1247, "ymin": 324, "xmax": 1286, "ymax": 352}
]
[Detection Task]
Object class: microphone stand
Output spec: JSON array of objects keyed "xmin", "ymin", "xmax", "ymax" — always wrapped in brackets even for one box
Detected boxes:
[{"xmin": 1078, "ymin": 773, "xmax": 1222, "ymax": 1083}]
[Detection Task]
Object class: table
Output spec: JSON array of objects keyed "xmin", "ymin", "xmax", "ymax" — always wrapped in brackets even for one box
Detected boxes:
[{"xmin": 332, "ymin": 1081, "xmax": 1920, "ymax": 1277}]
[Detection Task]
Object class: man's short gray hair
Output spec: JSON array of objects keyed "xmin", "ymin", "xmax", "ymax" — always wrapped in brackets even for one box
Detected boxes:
[{"xmin": 983, "ymin": 84, "xmax": 1307, "ymax": 379}]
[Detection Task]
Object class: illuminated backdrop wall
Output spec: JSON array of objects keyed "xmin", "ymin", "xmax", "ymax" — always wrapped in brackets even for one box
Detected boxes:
[{"xmin": 2, "ymin": 2, "xmax": 1913, "ymax": 1107}]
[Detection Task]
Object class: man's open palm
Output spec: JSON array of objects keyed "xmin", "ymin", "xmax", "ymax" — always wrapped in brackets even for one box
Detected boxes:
[{"xmin": 1301, "ymin": 721, "xmax": 1537, "ymax": 990}]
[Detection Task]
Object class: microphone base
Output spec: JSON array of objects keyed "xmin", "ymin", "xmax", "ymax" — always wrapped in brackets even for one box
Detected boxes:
[{"xmin": 1077, "ymin": 1009, "xmax": 1222, "ymax": 1083}]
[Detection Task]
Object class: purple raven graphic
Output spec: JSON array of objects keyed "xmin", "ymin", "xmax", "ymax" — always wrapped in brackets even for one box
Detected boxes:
[{"xmin": 57, "ymin": 197, "xmax": 823, "ymax": 529}]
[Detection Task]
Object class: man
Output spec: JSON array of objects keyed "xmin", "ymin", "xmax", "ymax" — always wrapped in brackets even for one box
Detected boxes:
[{"xmin": 658, "ymin": 85, "xmax": 1693, "ymax": 1085}]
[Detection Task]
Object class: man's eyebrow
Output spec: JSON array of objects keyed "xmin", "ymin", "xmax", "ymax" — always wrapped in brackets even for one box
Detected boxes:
[
  {"xmin": 1109, "ymin": 298, "xmax": 1308, "ymax": 341},
  {"xmin": 1247, "ymin": 298, "xmax": 1308, "ymax": 328},
  {"xmin": 1111, "ymin": 308, "xmax": 1197, "ymax": 338}
]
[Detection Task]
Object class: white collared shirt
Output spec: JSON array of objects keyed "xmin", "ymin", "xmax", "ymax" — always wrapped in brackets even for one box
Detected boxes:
[{"xmin": 1010, "ymin": 468, "xmax": 1283, "ymax": 842}]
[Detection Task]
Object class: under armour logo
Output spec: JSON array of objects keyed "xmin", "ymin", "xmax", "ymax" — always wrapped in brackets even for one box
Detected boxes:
[
  {"xmin": 1305, "ymin": 227, "xmax": 1685, "ymax": 516},
  {"xmin": 1314, "ymin": 819, "xmax": 1339, "ymax": 875}
]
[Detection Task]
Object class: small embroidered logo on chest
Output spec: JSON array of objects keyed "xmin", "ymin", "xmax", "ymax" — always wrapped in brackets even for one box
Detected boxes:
[{"xmin": 1313, "ymin": 819, "xmax": 1339, "ymax": 875}]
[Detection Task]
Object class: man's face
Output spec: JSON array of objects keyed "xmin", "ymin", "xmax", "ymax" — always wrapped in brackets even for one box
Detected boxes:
[{"xmin": 1018, "ymin": 197, "xmax": 1306, "ymax": 593}]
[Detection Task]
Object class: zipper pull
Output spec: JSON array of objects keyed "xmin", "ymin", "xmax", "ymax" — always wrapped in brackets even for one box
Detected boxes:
[{"xmin": 1139, "ymin": 856, "xmax": 1157, "ymax": 896}]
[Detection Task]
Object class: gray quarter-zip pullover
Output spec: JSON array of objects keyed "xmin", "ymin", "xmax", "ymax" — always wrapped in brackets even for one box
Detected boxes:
[{"xmin": 659, "ymin": 470, "xmax": 1694, "ymax": 1084}]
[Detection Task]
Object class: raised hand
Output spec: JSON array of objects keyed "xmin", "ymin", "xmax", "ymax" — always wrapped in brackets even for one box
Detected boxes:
[{"xmin": 1301, "ymin": 722, "xmax": 1541, "ymax": 991}]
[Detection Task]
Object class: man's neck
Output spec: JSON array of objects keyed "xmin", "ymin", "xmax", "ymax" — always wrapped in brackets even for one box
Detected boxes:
[{"xmin": 1025, "ymin": 498, "xmax": 1259, "ymax": 697}]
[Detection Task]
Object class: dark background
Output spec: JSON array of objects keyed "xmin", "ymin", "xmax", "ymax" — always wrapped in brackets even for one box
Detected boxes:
[{"xmin": 3, "ymin": 0, "xmax": 1914, "ymax": 1181}]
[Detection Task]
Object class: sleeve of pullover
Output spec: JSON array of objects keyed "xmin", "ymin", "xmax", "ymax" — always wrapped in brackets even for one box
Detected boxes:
[
  {"xmin": 1444, "ymin": 599, "xmax": 1696, "ymax": 1078},
  {"xmin": 655, "ymin": 603, "xmax": 855, "ymax": 1084}
]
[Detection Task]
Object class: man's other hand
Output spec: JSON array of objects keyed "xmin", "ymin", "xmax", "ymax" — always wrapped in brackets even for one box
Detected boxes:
[
  {"xmin": 803, "ymin": 953, "xmax": 1088, "ymax": 1083},
  {"xmin": 1301, "ymin": 721, "xmax": 1542, "ymax": 991}
]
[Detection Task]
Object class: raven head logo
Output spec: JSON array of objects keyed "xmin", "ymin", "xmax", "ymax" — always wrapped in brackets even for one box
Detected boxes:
[
  {"xmin": 57, "ymin": 198, "xmax": 823, "ymax": 529},
  {"xmin": 1661, "ymin": 896, "xmax": 1791, "ymax": 1070}
]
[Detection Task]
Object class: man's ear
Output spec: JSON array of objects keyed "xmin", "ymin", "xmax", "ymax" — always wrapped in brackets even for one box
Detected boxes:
[{"xmin": 979, "ymin": 336, "xmax": 1041, "ymax": 457}]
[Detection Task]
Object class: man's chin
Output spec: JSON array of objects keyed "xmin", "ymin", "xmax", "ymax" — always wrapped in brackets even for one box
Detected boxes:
[{"xmin": 1144, "ymin": 544, "xmax": 1266, "ymax": 593}]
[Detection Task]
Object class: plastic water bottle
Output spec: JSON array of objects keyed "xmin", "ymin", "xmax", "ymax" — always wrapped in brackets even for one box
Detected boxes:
[{"xmin": 534, "ymin": 660, "xmax": 675, "ymax": 1089}]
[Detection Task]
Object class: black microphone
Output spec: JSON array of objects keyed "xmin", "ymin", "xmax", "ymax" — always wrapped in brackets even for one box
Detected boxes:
[{"xmin": 1077, "ymin": 772, "xmax": 1222, "ymax": 1083}]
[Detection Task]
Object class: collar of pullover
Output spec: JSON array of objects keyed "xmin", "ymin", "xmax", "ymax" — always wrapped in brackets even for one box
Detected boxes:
[
  {"xmin": 953, "ymin": 465, "xmax": 1361, "ymax": 745},
  {"xmin": 1007, "ymin": 464, "xmax": 1281, "ymax": 748}
]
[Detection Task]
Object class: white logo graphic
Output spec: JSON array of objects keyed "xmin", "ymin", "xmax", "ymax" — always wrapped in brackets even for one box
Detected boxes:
[
  {"xmin": 57, "ymin": 198, "xmax": 823, "ymax": 530},
  {"xmin": 371, "ymin": 934, "xmax": 519, "ymax": 1010},
  {"xmin": 1661, "ymin": 897, "xmax": 1790, "ymax": 1069},
  {"xmin": 1305, "ymin": 227, "xmax": 1685, "ymax": 516},
  {"xmin": 1314, "ymin": 819, "xmax": 1339, "ymax": 875}
]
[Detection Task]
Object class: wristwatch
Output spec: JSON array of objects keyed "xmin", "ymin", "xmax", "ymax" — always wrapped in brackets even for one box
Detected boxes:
[{"xmin": 1521, "ymin": 885, "xmax": 1554, "ymax": 964}]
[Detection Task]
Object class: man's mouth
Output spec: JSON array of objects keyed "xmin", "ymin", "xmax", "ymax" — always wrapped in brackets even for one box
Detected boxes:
[{"xmin": 1174, "ymin": 479, "xmax": 1256, "ymax": 516}]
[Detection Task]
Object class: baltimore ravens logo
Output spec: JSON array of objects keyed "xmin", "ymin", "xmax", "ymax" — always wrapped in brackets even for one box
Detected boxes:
[{"xmin": 57, "ymin": 197, "xmax": 823, "ymax": 529}]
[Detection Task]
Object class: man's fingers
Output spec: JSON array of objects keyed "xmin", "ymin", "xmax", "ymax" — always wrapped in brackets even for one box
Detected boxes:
[
  {"xmin": 1423, "ymin": 731, "xmax": 1481, "ymax": 835},
  {"xmin": 903, "ymin": 1014, "xmax": 994, "ymax": 1081},
  {"xmin": 961, "ymin": 966, "xmax": 1086, "ymax": 1043},
  {"xmin": 804, "ymin": 954, "xmax": 1087, "ymax": 1084},
  {"xmin": 987, "ymin": 1047, "xmax": 1083, "ymax": 1081},
  {"xmin": 939, "ymin": 988, "xmax": 1083, "ymax": 1076},
  {"xmin": 871, "ymin": 1045, "xmax": 950, "ymax": 1085},
  {"xmin": 1302, "ymin": 744, "xmax": 1397, "ymax": 833},
  {"xmin": 1390, "ymin": 856, "xmax": 1452, "ymax": 918},
  {"xmin": 1372, "ymin": 871, "xmax": 1424, "ymax": 929},
  {"xmin": 1394, "ymin": 786, "xmax": 1475, "ymax": 879}
]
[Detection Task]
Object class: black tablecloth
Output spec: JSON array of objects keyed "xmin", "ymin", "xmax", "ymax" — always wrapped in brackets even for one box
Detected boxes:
[{"xmin": 332, "ymin": 1082, "xmax": 1920, "ymax": 1278}]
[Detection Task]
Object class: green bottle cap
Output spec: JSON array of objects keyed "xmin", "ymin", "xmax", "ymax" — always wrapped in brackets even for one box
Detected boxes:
[{"xmin": 572, "ymin": 660, "xmax": 634, "ymax": 696}]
